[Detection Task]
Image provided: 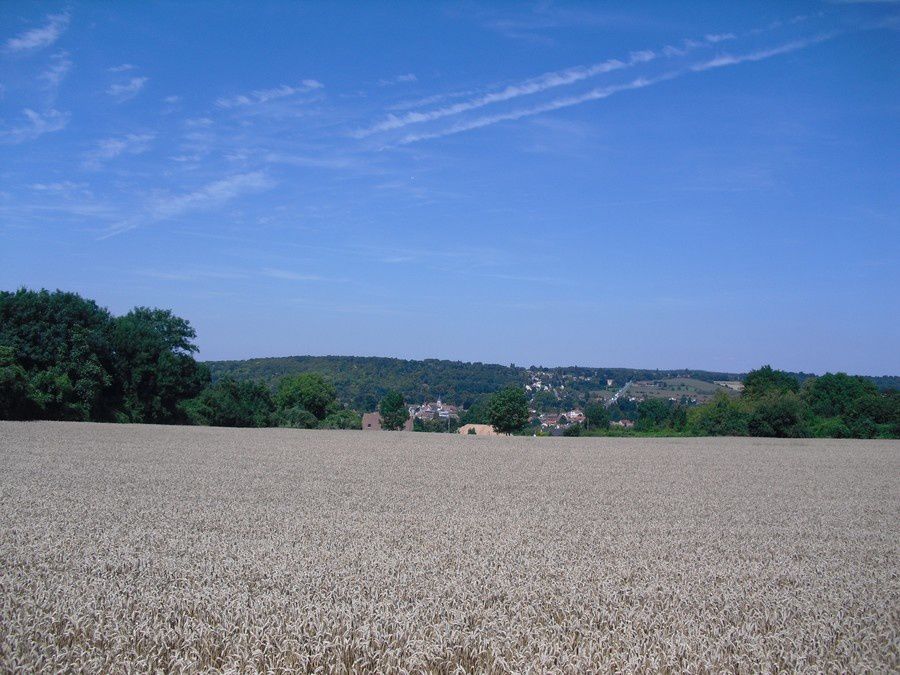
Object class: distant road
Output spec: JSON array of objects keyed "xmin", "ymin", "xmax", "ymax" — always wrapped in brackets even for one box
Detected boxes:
[{"xmin": 605, "ymin": 380, "xmax": 632, "ymax": 408}]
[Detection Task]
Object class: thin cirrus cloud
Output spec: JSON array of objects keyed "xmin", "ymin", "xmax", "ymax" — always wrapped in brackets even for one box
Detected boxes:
[
  {"xmin": 39, "ymin": 52, "xmax": 73, "ymax": 89},
  {"xmin": 215, "ymin": 81, "xmax": 323, "ymax": 108},
  {"xmin": 261, "ymin": 268, "xmax": 342, "ymax": 282},
  {"xmin": 100, "ymin": 171, "xmax": 275, "ymax": 239},
  {"xmin": 394, "ymin": 34, "xmax": 838, "ymax": 146},
  {"xmin": 690, "ymin": 33, "xmax": 837, "ymax": 71},
  {"xmin": 354, "ymin": 32, "xmax": 736, "ymax": 138},
  {"xmin": 82, "ymin": 133, "xmax": 156, "ymax": 170},
  {"xmin": 0, "ymin": 108, "xmax": 69, "ymax": 144},
  {"xmin": 4, "ymin": 12, "xmax": 70, "ymax": 52},
  {"xmin": 107, "ymin": 76, "xmax": 148, "ymax": 101},
  {"xmin": 378, "ymin": 73, "xmax": 418, "ymax": 86}
]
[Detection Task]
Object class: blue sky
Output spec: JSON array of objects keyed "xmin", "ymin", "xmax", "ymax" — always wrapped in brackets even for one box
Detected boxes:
[{"xmin": 1, "ymin": 1, "xmax": 898, "ymax": 375}]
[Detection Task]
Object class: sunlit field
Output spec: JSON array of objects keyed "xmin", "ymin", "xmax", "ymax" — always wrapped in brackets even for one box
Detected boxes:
[{"xmin": 1, "ymin": 422, "xmax": 897, "ymax": 672}]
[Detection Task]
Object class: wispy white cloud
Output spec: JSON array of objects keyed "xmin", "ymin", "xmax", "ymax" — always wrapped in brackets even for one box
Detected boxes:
[
  {"xmin": 106, "ymin": 77, "xmax": 150, "ymax": 103},
  {"xmin": 397, "ymin": 74, "xmax": 673, "ymax": 145},
  {"xmin": 30, "ymin": 181, "xmax": 88, "ymax": 192},
  {"xmin": 396, "ymin": 34, "xmax": 836, "ymax": 146},
  {"xmin": 0, "ymin": 108, "xmax": 69, "ymax": 144},
  {"xmin": 215, "ymin": 81, "xmax": 323, "ymax": 108},
  {"xmin": 82, "ymin": 133, "xmax": 155, "ymax": 169},
  {"xmin": 184, "ymin": 117, "xmax": 214, "ymax": 128},
  {"xmin": 356, "ymin": 32, "xmax": 735, "ymax": 138},
  {"xmin": 39, "ymin": 51, "xmax": 72, "ymax": 89},
  {"xmin": 378, "ymin": 73, "xmax": 418, "ymax": 86},
  {"xmin": 100, "ymin": 171, "xmax": 275, "ymax": 238},
  {"xmin": 264, "ymin": 152, "xmax": 361, "ymax": 170},
  {"xmin": 152, "ymin": 172, "xmax": 274, "ymax": 219},
  {"xmin": 261, "ymin": 268, "xmax": 341, "ymax": 282},
  {"xmin": 690, "ymin": 33, "xmax": 836, "ymax": 71},
  {"xmin": 355, "ymin": 52, "xmax": 653, "ymax": 137},
  {"xmin": 108, "ymin": 63, "xmax": 135, "ymax": 72},
  {"xmin": 4, "ymin": 12, "xmax": 69, "ymax": 52},
  {"xmin": 387, "ymin": 88, "xmax": 481, "ymax": 111},
  {"xmin": 137, "ymin": 268, "xmax": 249, "ymax": 281},
  {"xmin": 107, "ymin": 76, "xmax": 148, "ymax": 101}
]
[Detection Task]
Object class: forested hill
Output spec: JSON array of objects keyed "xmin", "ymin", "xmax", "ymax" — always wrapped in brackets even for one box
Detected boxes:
[
  {"xmin": 206, "ymin": 355, "xmax": 900, "ymax": 410},
  {"xmin": 205, "ymin": 355, "xmax": 744, "ymax": 410}
]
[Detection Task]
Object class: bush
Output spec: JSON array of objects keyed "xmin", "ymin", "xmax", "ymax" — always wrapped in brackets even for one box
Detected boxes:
[
  {"xmin": 809, "ymin": 417, "xmax": 852, "ymax": 439},
  {"xmin": 182, "ymin": 378, "xmax": 274, "ymax": 428},
  {"xmin": 275, "ymin": 406, "xmax": 318, "ymax": 429},
  {"xmin": 318, "ymin": 409, "xmax": 362, "ymax": 430},
  {"xmin": 686, "ymin": 393, "xmax": 749, "ymax": 436},
  {"xmin": 747, "ymin": 393, "xmax": 809, "ymax": 438},
  {"xmin": 563, "ymin": 423, "xmax": 582, "ymax": 436},
  {"xmin": 275, "ymin": 373, "xmax": 337, "ymax": 420}
]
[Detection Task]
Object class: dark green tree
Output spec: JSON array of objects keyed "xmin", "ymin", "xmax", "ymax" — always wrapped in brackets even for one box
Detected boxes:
[
  {"xmin": 110, "ymin": 308, "xmax": 209, "ymax": 423},
  {"xmin": 0, "ymin": 288, "xmax": 116, "ymax": 420},
  {"xmin": 0, "ymin": 346, "xmax": 33, "ymax": 420},
  {"xmin": 318, "ymin": 409, "xmax": 362, "ymax": 430},
  {"xmin": 531, "ymin": 389, "xmax": 558, "ymax": 412},
  {"xmin": 460, "ymin": 395, "xmax": 492, "ymax": 425},
  {"xmin": 181, "ymin": 377, "xmax": 274, "ymax": 427},
  {"xmin": 563, "ymin": 423, "xmax": 583, "ymax": 436},
  {"xmin": 743, "ymin": 365, "xmax": 800, "ymax": 400},
  {"xmin": 686, "ymin": 392, "xmax": 749, "ymax": 436},
  {"xmin": 489, "ymin": 386, "xmax": 529, "ymax": 434},
  {"xmin": 802, "ymin": 372, "xmax": 878, "ymax": 418},
  {"xmin": 275, "ymin": 372, "xmax": 338, "ymax": 420},
  {"xmin": 379, "ymin": 390, "xmax": 409, "ymax": 430},
  {"xmin": 635, "ymin": 398, "xmax": 672, "ymax": 431},
  {"xmin": 747, "ymin": 392, "xmax": 809, "ymax": 438},
  {"xmin": 584, "ymin": 402, "xmax": 610, "ymax": 430},
  {"xmin": 275, "ymin": 406, "xmax": 319, "ymax": 429}
]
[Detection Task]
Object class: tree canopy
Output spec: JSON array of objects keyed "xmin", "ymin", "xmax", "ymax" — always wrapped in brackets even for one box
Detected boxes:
[
  {"xmin": 743, "ymin": 365, "xmax": 800, "ymax": 399},
  {"xmin": 379, "ymin": 390, "xmax": 409, "ymax": 430},
  {"xmin": 489, "ymin": 387, "xmax": 529, "ymax": 434},
  {"xmin": 275, "ymin": 372, "xmax": 338, "ymax": 420},
  {"xmin": 0, "ymin": 289, "xmax": 207, "ymax": 423}
]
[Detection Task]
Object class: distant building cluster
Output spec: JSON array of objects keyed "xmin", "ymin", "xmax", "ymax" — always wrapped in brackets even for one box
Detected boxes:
[
  {"xmin": 533, "ymin": 409, "xmax": 586, "ymax": 432},
  {"xmin": 408, "ymin": 399, "xmax": 459, "ymax": 421}
]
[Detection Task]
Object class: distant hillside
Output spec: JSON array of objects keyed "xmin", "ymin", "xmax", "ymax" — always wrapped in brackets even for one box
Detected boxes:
[
  {"xmin": 205, "ymin": 355, "xmax": 900, "ymax": 411},
  {"xmin": 206, "ymin": 355, "xmax": 745, "ymax": 410}
]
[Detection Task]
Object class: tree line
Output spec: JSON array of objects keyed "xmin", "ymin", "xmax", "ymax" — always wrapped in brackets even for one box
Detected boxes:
[
  {"xmin": 560, "ymin": 366, "xmax": 899, "ymax": 439},
  {"xmin": 0, "ymin": 289, "xmax": 360, "ymax": 429},
  {"xmin": 2, "ymin": 289, "xmax": 897, "ymax": 438}
]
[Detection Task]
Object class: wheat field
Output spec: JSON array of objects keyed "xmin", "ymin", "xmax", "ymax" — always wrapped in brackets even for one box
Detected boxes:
[{"xmin": 0, "ymin": 422, "xmax": 897, "ymax": 672}]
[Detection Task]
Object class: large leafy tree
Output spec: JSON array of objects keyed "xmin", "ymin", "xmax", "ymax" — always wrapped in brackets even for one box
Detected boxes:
[
  {"xmin": 743, "ymin": 365, "xmax": 800, "ymax": 400},
  {"xmin": 275, "ymin": 372, "xmax": 338, "ymax": 420},
  {"xmin": 687, "ymin": 392, "xmax": 749, "ymax": 436},
  {"xmin": 747, "ymin": 392, "xmax": 809, "ymax": 438},
  {"xmin": 459, "ymin": 394, "xmax": 492, "ymax": 425},
  {"xmin": 489, "ymin": 387, "xmax": 529, "ymax": 434},
  {"xmin": 379, "ymin": 390, "xmax": 409, "ymax": 430},
  {"xmin": 635, "ymin": 398, "xmax": 672, "ymax": 431},
  {"xmin": 584, "ymin": 402, "xmax": 610, "ymax": 431},
  {"xmin": 0, "ymin": 288, "xmax": 115, "ymax": 420},
  {"xmin": 318, "ymin": 409, "xmax": 363, "ymax": 430},
  {"xmin": 110, "ymin": 307, "xmax": 209, "ymax": 424},
  {"xmin": 802, "ymin": 373, "xmax": 878, "ymax": 418},
  {"xmin": 0, "ymin": 346, "xmax": 33, "ymax": 420},
  {"xmin": 181, "ymin": 377, "xmax": 274, "ymax": 428}
]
